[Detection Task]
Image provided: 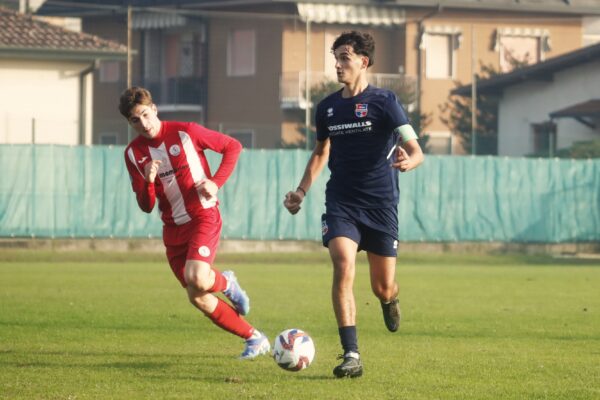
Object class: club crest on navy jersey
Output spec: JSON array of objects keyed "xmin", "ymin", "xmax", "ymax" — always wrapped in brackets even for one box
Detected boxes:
[{"xmin": 355, "ymin": 103, "xmax": 368, "ymax": 118}]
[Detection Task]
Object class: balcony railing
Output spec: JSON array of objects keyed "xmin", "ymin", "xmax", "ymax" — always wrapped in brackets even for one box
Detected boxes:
[
  {"xmin": 142, "ymin": 77, "xmax": 205, "ymax": 107},
  {"xmin": 280, "ymin": 71, "xmax": 417, "ymax": 109}
]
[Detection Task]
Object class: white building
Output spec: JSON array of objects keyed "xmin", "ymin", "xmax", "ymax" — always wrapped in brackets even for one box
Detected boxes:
[
  {"xmin": 0, "ymin": 6, "xmax": 126, "ymax": 145},
  {"xmin": 454, "ymin": 42, "xmax": 600, "ymax": 157}
]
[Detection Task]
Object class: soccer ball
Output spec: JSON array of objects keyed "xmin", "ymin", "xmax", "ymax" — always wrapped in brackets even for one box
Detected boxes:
[{"xmin": 272, "ymin": 329, "xmax": 315, "ymax": 371}]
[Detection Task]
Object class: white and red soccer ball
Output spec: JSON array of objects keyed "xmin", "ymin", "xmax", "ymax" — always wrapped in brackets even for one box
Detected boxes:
[{"xmin": 272, "ymin": 329, "xmax": 315, "ymax": 371}]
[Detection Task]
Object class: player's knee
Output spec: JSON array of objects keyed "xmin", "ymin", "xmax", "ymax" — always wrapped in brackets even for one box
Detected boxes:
[
  {"xmin": 372, "ymin": 282, "xmax": 396, "ymax": 301},
  {"xmin": 333, "ymin": 261, "xmax": 354, "ymax": 276},
  {"xmin": 184, "ymin": 262, "xmax": 212, "ymax": 291}
]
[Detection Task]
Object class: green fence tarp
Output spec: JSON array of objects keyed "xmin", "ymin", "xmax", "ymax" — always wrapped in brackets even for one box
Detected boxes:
[{"xmin": 1, "ymin": 145, "xmax": 598, "ymax": 242}]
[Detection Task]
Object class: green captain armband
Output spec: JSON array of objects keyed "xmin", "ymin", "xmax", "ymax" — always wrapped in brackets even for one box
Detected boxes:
[{"xmin": 394, "ymin": 124, "xmax": 418, "ymax": 143}]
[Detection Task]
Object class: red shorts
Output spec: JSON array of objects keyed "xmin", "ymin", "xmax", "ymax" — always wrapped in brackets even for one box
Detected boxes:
[{"xmin": 163, "ymin": 207, "xmax": 222, "ymax": 287}]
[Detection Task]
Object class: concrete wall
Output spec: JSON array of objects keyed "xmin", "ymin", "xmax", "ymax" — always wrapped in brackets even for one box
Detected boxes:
[{"xmin": 0, "ymin": 58, "xmax": 91, "ymax": 145}]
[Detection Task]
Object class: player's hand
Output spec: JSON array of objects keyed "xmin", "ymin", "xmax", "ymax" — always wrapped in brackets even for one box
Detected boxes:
[
  {"xmin": 144, "ymin": 159, "xmax": 162, "ymax": 183},
  {"xmin": 195, "ymin": 179, "xmax": 218, "ymax": 200},
  {"xmin": 391, "ymin": 146, "xmax": 411, "ymax": 172},
  {"xmin": 283, "ymin": 190, "xmax": 304, "ymax": 215}
]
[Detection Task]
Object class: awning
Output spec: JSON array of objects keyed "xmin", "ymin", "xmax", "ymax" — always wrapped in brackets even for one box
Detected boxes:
[
  {"xmin": 297, "ymin": 3, "xmax": 405, "ymax": 26},
  {"xmin": 494, "ymin": 27, "xmax": 551, "ymax": 52},
  {"xmin": 550, "ymin": 99, "xmax": 600, "ymax": 130},
  {"xmin": 132, "ymin": 12, "xmax": 188, "ymax": 30},
  {"xmin": 550, "ymin": 99, "xmax": 600, "ymax": 118},
  {"xmin": 419, "ymin": 25, "xmax": 463, "ymax": 49}
]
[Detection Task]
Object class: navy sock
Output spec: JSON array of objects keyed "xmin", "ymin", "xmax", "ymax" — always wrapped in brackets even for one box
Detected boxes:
[{"xmin": 338, "ymin": 326, "xmax": 358, "ymax": 354}]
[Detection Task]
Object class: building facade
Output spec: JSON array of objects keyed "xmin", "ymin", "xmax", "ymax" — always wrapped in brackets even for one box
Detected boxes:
[
  {"xmin": 36, "ymin": 0, "xmax": 600, "ymax": 152},
  {"xmin": 0, "ymin": 6, "xmax": 126, "ymax": 145}
]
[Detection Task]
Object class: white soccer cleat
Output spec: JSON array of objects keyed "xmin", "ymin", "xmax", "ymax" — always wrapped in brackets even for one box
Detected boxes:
[
  {"xmin": 239, "ymin": 331, "xmax": 270, "ymax": 360},
  {"xmin": 222, "ymin": 270, "xmax": 250, "ymax": 315}
]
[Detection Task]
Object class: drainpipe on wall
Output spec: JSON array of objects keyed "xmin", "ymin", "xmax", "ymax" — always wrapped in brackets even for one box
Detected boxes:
[
  {"xmin": 79, "ymin": 60, "xmax": 98, "ymax": 145},
  {"xmin": 415, "ymin": 4, "xmax": 443, "ymax": 125},
  {"xmin": 305, "ymin": 17, "xmax": 311, "ymax": 150},
  {"xmin": 127, "ymin": 5, "xmax": 133, "ymax": 143}
]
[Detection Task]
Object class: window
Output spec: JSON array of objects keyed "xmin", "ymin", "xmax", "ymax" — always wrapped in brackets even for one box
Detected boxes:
[
  {"xmin": 227, "ymin": 29, "xmax": 256, "ymax": 77},
  {"xmin": 179, "ymin": 33, "xmax": 195, "ymax": 78},
  {"xmin": 495, "ymin": 28, "xmax": 550, "ymax": 73},
  {"xmin": 142, "ymin": 29, "xmax": 206, "ymax": 104},
  {"xmin": 583, "ymin": 16, "xmax": 600, "ymax": 46},
  {"xmin": 228, "ymin": 130, "xmax": 255, "ymax": 148},
  {"xmin": 499, "ymin": 36, "xmax": 540, "ymax": 72},
  {"xmin": 531, "ymin": 122, "xmax": 556, "ymax": 156},
  {"xmin": 99, "ymin": 61, "xmax": 121, "ymax": 83},
  {"xmin": 421, "ymin": 27, "xmax": 461, "ymax": 79},
  {"xmin": 143, "ymin": 30, "xmax": 162, "ymax": 81}
]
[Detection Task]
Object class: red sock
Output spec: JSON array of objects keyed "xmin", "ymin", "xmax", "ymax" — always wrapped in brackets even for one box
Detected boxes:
[
  {"xmin": 208, "ymin": 298, "xmax": 253, "ymax": 339},
  {"xmin": 209, "ymin": 269, "xmax": 227, "ymax": 293}
]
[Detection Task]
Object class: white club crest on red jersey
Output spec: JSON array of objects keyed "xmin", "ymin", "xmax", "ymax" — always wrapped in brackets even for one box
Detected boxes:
[
  {"xmin": 169, "ymin": 144, "xmax": 181, "ymax": 156},
  {"xmin": 198, "ymin": 246, "xmax": 211, "ymax": 257}
]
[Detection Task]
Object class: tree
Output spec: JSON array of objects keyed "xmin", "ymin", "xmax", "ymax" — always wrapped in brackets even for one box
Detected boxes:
[
  {"xmin": 556, "ymin": 139, "xmax": 600, "ymax": 158},
  {"xmin": 439, "ymin": 63, "xmax": 501, "ymax": 155}
]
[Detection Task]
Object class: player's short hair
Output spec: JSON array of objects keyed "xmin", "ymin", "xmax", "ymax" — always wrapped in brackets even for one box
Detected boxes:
[
  {"xmin": 331, "ymin": 31, "xmax": 375, "ymax": 67},
  {"xmin": 118, "ymin": 87, "xmax": 153, "ymax": 119}
]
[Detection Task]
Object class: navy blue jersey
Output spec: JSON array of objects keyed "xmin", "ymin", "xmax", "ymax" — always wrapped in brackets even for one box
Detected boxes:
[{"xmin": 315, "ymin": 85, "xmax": 410, "ymax": 208}]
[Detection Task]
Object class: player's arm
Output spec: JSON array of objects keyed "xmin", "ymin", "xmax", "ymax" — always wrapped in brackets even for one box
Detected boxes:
[
  {"xmin": 283, "ymin": 138, "xmax": 330, "ymax": 215},
  {"xmin": 189, "ymin": 123, "xmax": 243, "ymax": 199},
  {"xmin": 391, "ymin": 124, "xmax": 424, "ymax": 172},
  {"xmin": 124, "ymin": 149, "xmax": 158, "ymax": 213}
]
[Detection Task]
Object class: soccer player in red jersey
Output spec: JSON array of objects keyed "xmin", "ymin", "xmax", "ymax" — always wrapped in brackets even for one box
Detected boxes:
[{"xmin": 120, "ymin": 87, "xmax": 270, "ymax": 359}]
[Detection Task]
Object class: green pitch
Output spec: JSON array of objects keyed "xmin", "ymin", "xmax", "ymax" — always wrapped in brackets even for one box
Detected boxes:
[{"xmin": 0, "ymin": 250, "xmax": 599, "ymax": 399}]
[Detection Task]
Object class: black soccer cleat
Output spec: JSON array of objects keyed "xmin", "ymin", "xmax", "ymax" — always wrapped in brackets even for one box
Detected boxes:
[
  {"xmin": 333, "ymin": 352, "xmax": 363, "ymax": 378},
  {"xmin": 381, "ymin": 298, "xmax": 401, "ymax": 332}
]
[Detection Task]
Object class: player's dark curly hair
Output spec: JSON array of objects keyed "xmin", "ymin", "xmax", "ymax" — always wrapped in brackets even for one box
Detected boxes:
[
  {"xmin": 118, "ymin": 87, "xmax": 153, "ymax": 118},
  {"xmin": 331, "ymin": 31, "xmax": 375, "ymax": 67}
]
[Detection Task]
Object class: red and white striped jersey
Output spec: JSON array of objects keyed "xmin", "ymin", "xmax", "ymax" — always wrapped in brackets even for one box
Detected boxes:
[{"xmin": 124, "ymin": 121, "xmax": 242, "ymax": 226}]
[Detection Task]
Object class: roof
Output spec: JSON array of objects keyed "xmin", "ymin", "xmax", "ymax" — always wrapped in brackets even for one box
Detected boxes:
[
  {"xmin": 0, "ymin": 6, "xmax": 127, "ymax": 60},
  {"xmin": 34, "ymin": 0, "xmax": 600, "ymax": 17},
  {"xmin": 550, "ymin": 99, "xmax": 600, "ymax": 118},
  {"xmin": 452, "ymin": 42, "xmax": 600, "ymax": 97}
]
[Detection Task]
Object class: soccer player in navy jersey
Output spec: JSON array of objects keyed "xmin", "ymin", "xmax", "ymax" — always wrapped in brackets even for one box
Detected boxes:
[
  {"xmin": 284, "ymin": 31, "xmax": 424, "ymax": 378},
  {"xmin": 121, "ymin": 87, "xmax": 270, "ymax": 360}
]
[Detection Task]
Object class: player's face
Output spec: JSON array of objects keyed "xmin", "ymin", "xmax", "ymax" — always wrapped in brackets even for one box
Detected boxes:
[
  {"xmin": 128, "ymin": 104, "xmax": 161, "ymax": 139},
  {"xmin": 333, "ymin": 45, "xmax": 368, "ymax": 85}
]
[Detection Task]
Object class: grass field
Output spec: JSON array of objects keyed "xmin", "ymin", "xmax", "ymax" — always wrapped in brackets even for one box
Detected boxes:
[{"xmin": 0, "ymin": 250, "xmax": 599, "ymax": 399}]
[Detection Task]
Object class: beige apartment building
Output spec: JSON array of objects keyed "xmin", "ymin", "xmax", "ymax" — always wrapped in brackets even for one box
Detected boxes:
[{"xmin": 36, "ymin": 0, "xmax": 600, "ymax": 153}]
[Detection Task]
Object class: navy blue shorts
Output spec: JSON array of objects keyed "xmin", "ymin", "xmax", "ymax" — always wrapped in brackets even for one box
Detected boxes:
[{"xmin": 321, "ymin": 202, "xmax": 398, "ymax": 257}]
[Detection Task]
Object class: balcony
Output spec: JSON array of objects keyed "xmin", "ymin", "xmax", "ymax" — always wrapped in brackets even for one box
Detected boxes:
[
  {"xmin": 142, "ymin": 77, "xmax": 205, "ymax": 112},
  {"xmin": 280, "ymin": 71, "xmax": 417, "ymax": 110}
]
